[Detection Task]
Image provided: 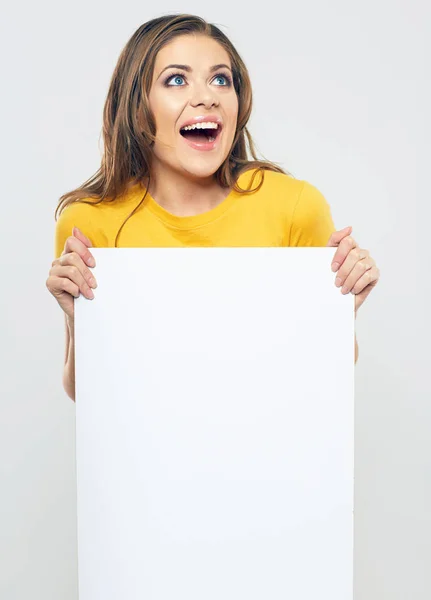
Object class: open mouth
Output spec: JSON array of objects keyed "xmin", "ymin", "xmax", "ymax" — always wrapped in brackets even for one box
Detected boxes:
[{"xmin": 179, "ymin": 124, "xmax": 222, "ymax": 143}]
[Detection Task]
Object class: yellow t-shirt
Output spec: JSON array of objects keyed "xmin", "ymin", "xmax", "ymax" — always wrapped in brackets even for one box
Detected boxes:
[{"xmin": 54, "ymin": 168, "xmax": 336, "ymax": 259}]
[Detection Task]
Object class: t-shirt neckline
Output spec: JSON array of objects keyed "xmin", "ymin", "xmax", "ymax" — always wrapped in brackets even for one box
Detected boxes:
[{"xmin": 128, "ymin": 170, "xmax": 252, "ymax": 231}]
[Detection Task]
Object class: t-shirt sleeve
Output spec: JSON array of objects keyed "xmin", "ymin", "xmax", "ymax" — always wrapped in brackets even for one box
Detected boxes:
[
  {"xmin": 53, "ymin": 202, "xmax": 98, "ymax": 260},
  {"xmin": 289, "ymin": 181, "xmax": 336, "ymax": 247}
]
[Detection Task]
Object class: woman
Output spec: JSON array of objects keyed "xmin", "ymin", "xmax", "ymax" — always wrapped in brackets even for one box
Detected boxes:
[{"xmin": 46, "ymin": 14, "xmax": 380, "ymax": 401}]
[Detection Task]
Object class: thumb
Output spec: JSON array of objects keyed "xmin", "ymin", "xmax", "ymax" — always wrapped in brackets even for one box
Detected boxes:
[
  {"xmin": 326, "ymin": 225, "xmax": 352, "ymax": 247},
  {"xmin": 73, "ymin": 226, "xmax": 92, "ymax": 248}
]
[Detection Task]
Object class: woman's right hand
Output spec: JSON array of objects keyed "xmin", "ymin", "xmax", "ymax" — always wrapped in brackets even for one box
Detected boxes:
[{"xmin": 46, "ymin": 227, "xmax": 98, "ymax": 320}]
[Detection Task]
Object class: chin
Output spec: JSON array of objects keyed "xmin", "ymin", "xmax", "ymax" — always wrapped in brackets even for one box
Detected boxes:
[{"xmin": 181, "ymin": 159, "xmax": 225, "ymax": 179}]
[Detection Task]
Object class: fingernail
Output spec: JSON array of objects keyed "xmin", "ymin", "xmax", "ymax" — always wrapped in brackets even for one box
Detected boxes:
[
  {"xmin": 89, "ymin": 277, "xmax": 97, "ymax": 288},
  {"xmin": 335, "ymin": 277, "xmax": 342, "ymax": 287},
  {"xmin": 332, "ymin": 262, "xmax": 340, "ymax": 272},
  {"xmin": 88, "ymin": 256, "xmax": 96, "ymax": 267}
]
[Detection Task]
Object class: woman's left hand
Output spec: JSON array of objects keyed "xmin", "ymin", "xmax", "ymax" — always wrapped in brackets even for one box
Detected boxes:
[{"xmin": 327, "ymin": 226, "xmax": 380, "ymax": 313}]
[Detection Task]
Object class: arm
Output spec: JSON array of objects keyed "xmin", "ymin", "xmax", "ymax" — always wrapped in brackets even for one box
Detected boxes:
[
  {"xmin": 54, "ymin": 205, "xmax": 98, "ymax": 402},
  {"xmin": 354, "ymin": 309, "xmax": 358, "ymax": 364},
  {"xmin": 63, "ymin": 314, "xmax": 76, "ymax": 401}
]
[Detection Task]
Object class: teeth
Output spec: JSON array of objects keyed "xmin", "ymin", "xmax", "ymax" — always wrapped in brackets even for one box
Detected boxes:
[{"xmin": 181, "ymin": 122, "xmax": 219, "ymax": 131}]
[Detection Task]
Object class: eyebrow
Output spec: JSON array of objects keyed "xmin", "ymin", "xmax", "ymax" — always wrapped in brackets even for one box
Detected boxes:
[{"xmin": 157, "ymin": 63, "xmax": 232, "ymax": 80}]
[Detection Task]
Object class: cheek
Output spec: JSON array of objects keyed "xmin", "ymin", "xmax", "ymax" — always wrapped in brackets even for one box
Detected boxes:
[
  {"xmin": 150, "ymin": 92, "xmax": 182, "ymax": 135},
  {"xmin": 226, "ymin": 95, "xmax": 239, "ymax": 125},
  {"xmin": 225, "ymin": 98, "xmax": 239, "ymax": 138}
]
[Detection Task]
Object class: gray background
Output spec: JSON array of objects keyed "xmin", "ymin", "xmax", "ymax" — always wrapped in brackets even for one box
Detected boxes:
[{"xmin": 1, "ymin": 1, "xmax": 430, "ymax": 598}]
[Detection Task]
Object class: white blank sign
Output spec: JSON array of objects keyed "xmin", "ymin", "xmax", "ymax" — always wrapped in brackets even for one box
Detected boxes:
[{"xmin": 74, "ymin": 248, "xmax": 354, "ymax": 600}]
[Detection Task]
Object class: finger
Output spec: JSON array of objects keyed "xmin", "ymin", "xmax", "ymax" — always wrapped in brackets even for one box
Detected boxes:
[
  {"xmin": 50, "ymin": 264, "xmax": 95, "ymax": 299},
  {"xmin": 47, "ymin": 275, "xmax": 80, "ymax": 298},
  {"xmin": 73, "ymin": 226, "xmax": 93, "ymax": 248},
  {"xmin": 62, "ymin": 233, "xmax": 96, "ymax": 267},
  {"xmin": 340, "ymin": 258, "xmax": 374, "ymax": 294},
  {"xmin": 351, "ymin": 266, "xmax": 380, "ymax": 295},
  {"xmin": 326, "ymin": 226, "xmax": 352, "ymax": 248},
  {"xmin": 50, "ymin": 264, "xmax": 94, "ymax": 299},
  {"xmin": 56, "ymin": 252, "xmax": 97, "ymax": 289},
  {"xmin": 330, "ymin": 235, "xmax": 358, "ymax": 272},
  {"xmin": 334, "ymin": 249, "xmax": 372, "ymax": 289}
]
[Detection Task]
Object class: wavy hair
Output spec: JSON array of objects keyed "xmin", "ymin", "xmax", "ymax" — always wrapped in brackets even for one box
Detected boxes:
[{"xmin": 55, "ymin": 14, "xmax": 292, "ymax": 244}]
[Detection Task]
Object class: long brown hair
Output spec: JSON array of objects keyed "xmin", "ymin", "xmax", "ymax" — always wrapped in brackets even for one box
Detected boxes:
[{"xmin": 55, "ymin": 14, "xmax": 293, "ymax": 242}]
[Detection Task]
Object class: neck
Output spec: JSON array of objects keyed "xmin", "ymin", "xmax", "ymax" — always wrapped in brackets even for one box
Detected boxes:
[{"xmin": 143, "ymin": 162, "xmax": 231, "ymax": 217}]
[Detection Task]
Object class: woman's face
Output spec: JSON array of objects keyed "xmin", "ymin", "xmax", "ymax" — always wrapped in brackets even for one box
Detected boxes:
[{"xmin": 147, "ymin": 34, "xmax": 239, "ymax": 180}]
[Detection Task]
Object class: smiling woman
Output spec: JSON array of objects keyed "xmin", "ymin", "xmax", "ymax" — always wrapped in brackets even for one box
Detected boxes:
[
  {"xmin": 52, "ymin": 14, "xmax": 335, "ymax": 245},
  {"xmin": 144, "ymin": 33, "xmax": 242, "ymax": 198},
  {"xmin": 47, "ymin": 13, "xmax": 372, "ymax": 401}
]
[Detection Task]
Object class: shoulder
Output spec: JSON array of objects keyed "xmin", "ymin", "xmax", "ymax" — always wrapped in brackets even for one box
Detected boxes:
[
  {"xmin": 240, "ymin": 168, "xmax": 301, "ymax": 196},
  {"xmin": 240, "ymin": 169, "xmax": 316, "ymax": 208},
  {"xmin": 289, "ymin": 179, "xmax": 336, "ymax": 247},
  {"xmin": 257, "ymin": 169, "xmax": 329, "ymax": 206},
  {"xmin": 240, "ymin": 168, "xmax": 330, "ymax": 215},
  {"xmin": 234, "ymin": 169, "xmax": 334, "ymax": 246},
  {"xmin": 292, "ymin": 179, "xmax": 333, "ymax": 220},
  {"xmin": 54, "ymin": 199, "xmax": 107, "ymax": 259},
  {"xmin": 240, "ymin": 169, "xmax": 336, "ymax": 246},
  {"xmin": 53, "ymin": 184, "xmax": 146, "ymax": 258}
]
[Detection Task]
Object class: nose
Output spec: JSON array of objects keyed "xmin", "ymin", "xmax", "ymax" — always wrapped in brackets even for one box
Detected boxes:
[{"xmin": 189, "ymin": 81, "xmax": 219, "ymax": 109}]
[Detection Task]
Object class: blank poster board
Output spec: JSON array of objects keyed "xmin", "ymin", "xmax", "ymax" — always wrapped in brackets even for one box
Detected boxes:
[{"xmin": 74, "ymin": 248, "xmax": 355, "ymax": 600}]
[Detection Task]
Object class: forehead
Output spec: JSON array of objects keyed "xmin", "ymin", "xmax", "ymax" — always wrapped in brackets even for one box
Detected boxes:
[{"xmin": 154, "ymin": 34, "xmax": 231, "ymax": 71}]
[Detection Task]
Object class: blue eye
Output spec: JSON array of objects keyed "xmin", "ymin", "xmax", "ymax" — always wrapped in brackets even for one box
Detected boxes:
[
  {"xmin": 214, "ymin": 75, "xmax": 229, "ymax": 86},
  {"xmin": 167, "ymin": 74, "xmax": 185, "ymax": 86},
  {"xmin": 164, "ymin": 72, "xmax": 232, "ymax": 87}
]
